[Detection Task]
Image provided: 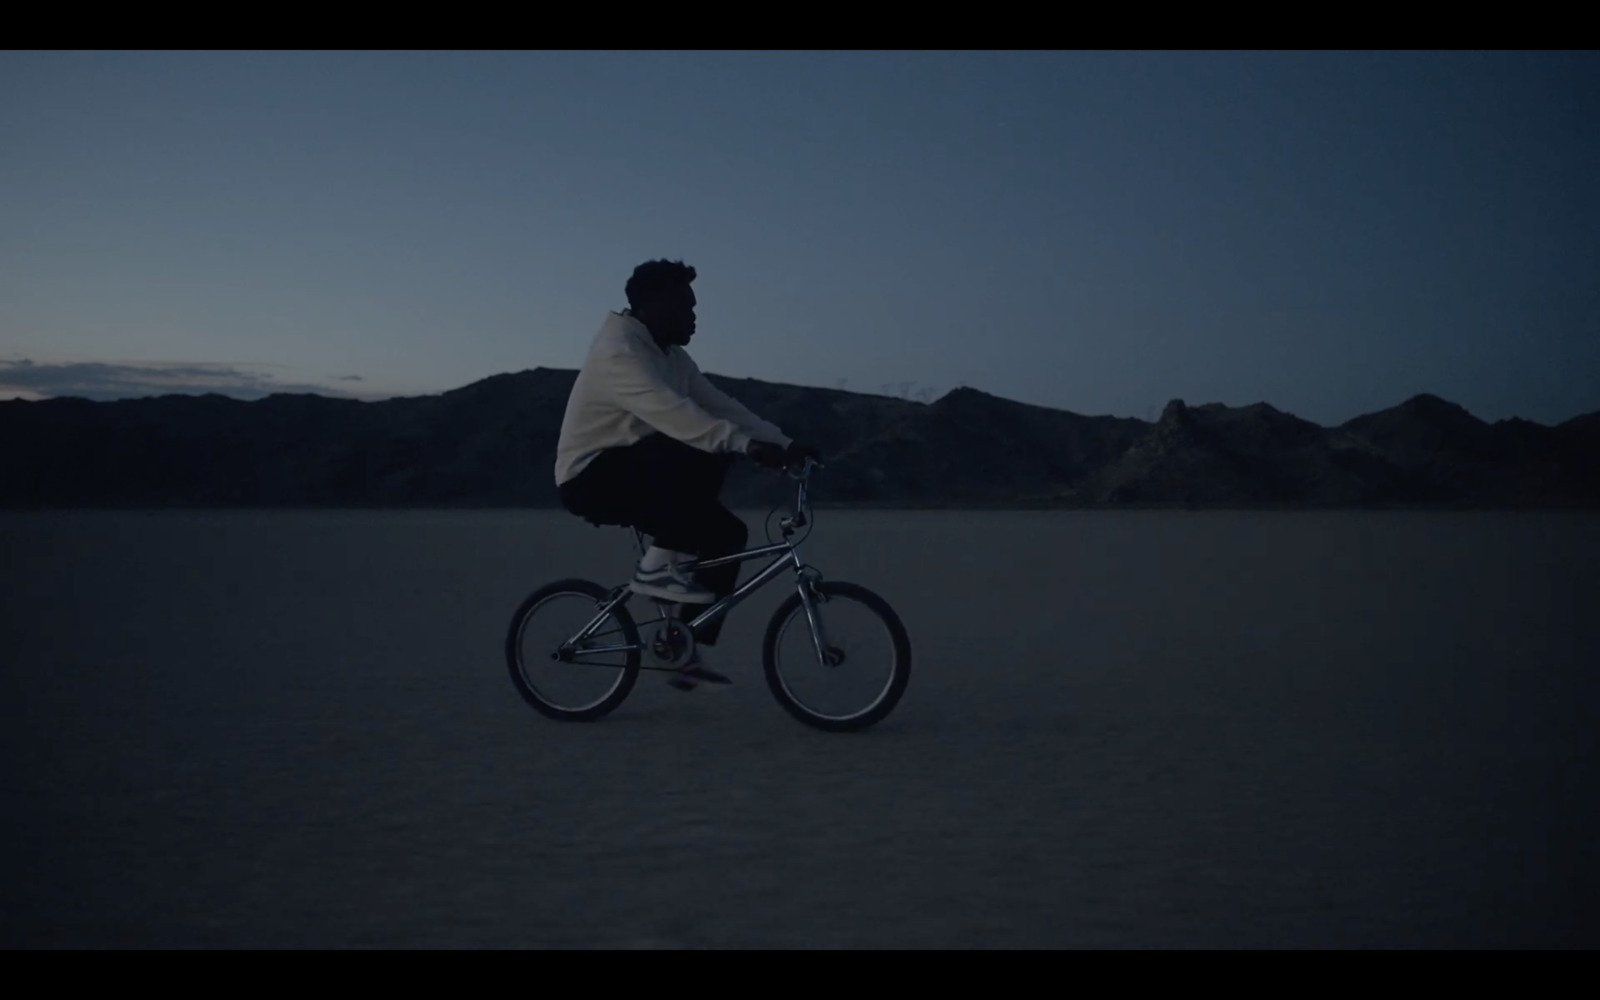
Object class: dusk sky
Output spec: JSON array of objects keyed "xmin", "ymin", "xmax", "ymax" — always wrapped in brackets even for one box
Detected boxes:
[{"xmin": 3, "ymin": 50, "xmax": 1596, "ymax": 426}]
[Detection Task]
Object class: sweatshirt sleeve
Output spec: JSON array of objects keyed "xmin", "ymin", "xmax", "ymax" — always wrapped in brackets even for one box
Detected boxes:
[
  {"xmin": 601, "ymin": 343, "xmax": 753, "ymax": 454},
  {"xmin": 688, "ymin": 368, "xmax": 792, "ymax": 447}
]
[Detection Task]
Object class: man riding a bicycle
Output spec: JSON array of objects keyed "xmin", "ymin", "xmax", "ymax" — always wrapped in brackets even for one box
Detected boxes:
[{"xmin": 554, "ymin": 259, "xmax": 819, "ymax": 688}]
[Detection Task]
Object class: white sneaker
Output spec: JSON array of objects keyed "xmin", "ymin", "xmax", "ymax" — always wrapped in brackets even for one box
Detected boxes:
[{"xmin": 630, "ymin": 558, "xmax": 715, "ymax": 604}]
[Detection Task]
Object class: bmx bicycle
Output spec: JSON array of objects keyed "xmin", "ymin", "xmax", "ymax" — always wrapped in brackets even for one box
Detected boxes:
[{"xmin": 505, "ymin": 457, "xmax": 911, "ymax": 732}]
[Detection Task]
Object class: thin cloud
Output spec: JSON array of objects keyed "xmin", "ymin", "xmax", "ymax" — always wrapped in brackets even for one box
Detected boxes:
[{"xmin": 0, "ymin": 359, "xmax": 378, "ymax": 402}]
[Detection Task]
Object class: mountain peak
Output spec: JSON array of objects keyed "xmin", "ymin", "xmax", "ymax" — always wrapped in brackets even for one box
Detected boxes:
[
  {"xmin": 938, "ymin": 385, "xmax": 992, "ymax": 402},
  {"xmin": 1397, "ymin": 393, "xmax": 1478, "ymax": 420},
  {"xmin": 1159, "ymin": 399, "xmax": 1190, "ymax": 423}
]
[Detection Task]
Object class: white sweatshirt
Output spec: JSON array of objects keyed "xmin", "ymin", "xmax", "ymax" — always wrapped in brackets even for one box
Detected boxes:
[{"xmin": 554, "ymin": 310, "xmax": 792, "ymax": 486}]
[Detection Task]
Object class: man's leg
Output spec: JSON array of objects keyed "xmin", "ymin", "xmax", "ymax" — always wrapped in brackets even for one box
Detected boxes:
[
  {"xmin": 622, "ymin": 435, "xmax": 748, "ymax": 646},
  {"xmin": 657, "ymin": 501, "xmax": 747, "ymax": 647}
]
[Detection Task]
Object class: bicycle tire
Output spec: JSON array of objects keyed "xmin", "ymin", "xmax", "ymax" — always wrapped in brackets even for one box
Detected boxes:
[
  {"xmin": 761, "ymin": 580, "xmax": 911, "ymax": 732},
  {"xmin": 506, "ymin": 578, "xmax": 641, "ymax": 722}
]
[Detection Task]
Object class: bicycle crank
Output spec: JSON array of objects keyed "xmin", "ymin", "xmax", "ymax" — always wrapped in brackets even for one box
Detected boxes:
[{"xmin": 649, "ymin": 618, "xmax": 697, "ymax": 668}]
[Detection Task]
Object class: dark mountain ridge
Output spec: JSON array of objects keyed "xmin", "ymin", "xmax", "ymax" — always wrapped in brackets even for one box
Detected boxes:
[{"xmin": 2, "ymin": 370, "xmax": 1596, "ymax": 509}]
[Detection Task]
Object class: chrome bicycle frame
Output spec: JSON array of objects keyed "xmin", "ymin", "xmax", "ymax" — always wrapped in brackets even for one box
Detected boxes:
[{"xmin": 556, "ymin": 459, "xmax": 835, "ymax": 665}]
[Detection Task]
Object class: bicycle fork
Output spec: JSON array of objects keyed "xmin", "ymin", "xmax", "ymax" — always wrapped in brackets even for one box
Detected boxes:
[{"xmin": 796, "ymin": 567, "xmax": 840, "ymax": 668}]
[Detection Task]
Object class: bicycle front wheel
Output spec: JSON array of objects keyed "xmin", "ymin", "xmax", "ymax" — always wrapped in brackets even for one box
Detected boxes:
[
  {"xmin": 762, "ymin": 580, "xmax": 911, "ymax": 732},
  {"xmin": 506, "ymin": 578, "xmax": 641, "ymax": 722}
]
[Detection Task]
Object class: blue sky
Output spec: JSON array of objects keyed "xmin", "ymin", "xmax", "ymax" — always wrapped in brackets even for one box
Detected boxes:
[{"xmin": 2, "ymin": 50, "xmax": 1596, "ymax": 425}]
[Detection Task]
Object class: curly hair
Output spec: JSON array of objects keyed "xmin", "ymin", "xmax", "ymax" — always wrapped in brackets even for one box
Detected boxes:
[{"xmin": 624, "ymin": 259, "xmax": 696, "ymax": 311}]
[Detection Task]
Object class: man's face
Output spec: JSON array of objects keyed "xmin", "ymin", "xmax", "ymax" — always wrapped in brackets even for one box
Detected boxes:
[{"xmin": 645, "ymin": 283, "xmax": 697, "ymax": 347}]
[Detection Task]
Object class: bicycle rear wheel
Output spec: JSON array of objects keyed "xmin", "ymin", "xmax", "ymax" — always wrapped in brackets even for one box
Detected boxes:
[
  {"xmin": 506, "ymin": 578, "xmax": 641, "ymax": 721},
  {"xmin": 762, "ymin": 580, "xmax": 911, "ymax": 732}
]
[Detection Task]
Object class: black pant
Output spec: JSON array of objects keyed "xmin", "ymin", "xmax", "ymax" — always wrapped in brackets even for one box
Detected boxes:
[{"xmin": 559, "ymin": 433, "xmax": 749, "ymax": 645}]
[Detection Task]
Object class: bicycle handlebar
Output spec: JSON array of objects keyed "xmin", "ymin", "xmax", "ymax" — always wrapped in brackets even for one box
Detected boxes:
[
  {"xmin": 786, "ymin": 456, "xmax": 822, "ymax": 478},
  {"xmin": 772, "ymin": 457, "xmax": 820, "ymax": 537}
]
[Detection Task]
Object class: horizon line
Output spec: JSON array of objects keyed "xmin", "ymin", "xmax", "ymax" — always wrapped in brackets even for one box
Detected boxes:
[{"xmin": 5, "ymin": 365, "xmax": 1598, "ymax": 430}]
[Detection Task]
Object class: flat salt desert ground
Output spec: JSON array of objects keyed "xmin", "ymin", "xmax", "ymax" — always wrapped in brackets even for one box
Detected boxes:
[{"xmin": 2, "ymin": 508, "xmax": 1596, "ymax": 949}]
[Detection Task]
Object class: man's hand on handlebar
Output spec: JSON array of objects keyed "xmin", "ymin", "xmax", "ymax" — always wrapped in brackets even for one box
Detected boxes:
[
  {"xmin": 745, "ymin": 439, "xmax": 822, "ymax": 471},
  {"xmin": 785, "ymin": 442, "xmax": 822, "ymax": 466},
  {"xmin": 745, "ymin": 440, "xmax": 786, "ymax": 469}
]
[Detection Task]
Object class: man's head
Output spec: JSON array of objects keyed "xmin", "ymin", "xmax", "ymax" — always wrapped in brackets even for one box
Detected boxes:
[{"xmin": 625, "ymin": 259, "xmax": 697, "ymax": 347}]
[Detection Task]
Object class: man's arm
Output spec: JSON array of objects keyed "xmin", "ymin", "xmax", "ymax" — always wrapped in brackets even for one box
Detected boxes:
[
  {"xmin": 688, "ymin": 368, "xmax": 792, "ymax": 448},
  {"xmin": 602, "ymin": 345, "xmax": 755, "ymax": 454}
]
